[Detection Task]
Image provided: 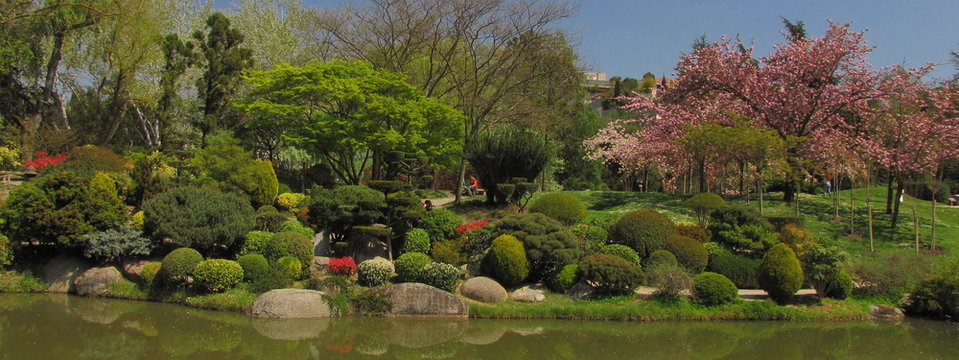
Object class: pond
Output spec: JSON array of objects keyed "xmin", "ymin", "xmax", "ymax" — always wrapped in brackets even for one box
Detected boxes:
[{"xmin": 1, "ymin": 294, "xmax": 958, "ymax": 359}]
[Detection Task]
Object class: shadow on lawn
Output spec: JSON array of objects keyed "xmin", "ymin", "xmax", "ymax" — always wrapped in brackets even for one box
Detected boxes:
[{"xmin": 587, "ymin": 192, "xmax": 688, "ymax": 212}]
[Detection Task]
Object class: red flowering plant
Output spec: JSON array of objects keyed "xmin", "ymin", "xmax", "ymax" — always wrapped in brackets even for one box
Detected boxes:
[
  {"xmin": 457, "ymin": 220, "xmax": 490, "ymax": 235},
  {"xmin": 23, "ymin": 151, "xmax": 67, "ymax": 171},
  {"xmin": 328, "ymin": 257, "xmax": 357, "ymax": 276}
]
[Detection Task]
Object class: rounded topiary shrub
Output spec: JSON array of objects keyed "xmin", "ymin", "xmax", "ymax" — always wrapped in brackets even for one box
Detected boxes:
[
  {"xmin": 193, "ymin": 259, "xmax": 243, "ymax": 293},
  {"xmin": 643, "ymin": 250, "xmax": 679, "ymax": 270},
  {"xmin": 238, "ymin": 231, "xmax": 273, "ymax": 257},
  {"xmin": 663, "ymin": 235, "xmax": 708, "ymax": 273},
  {"xmin": 707, "ymin": 254, "xmax": 759, "ymax": 289},
  {"xmin": 692, "ymin": 272, "xmax": 738, "ymax": 306},
  {"xmin": 824, "ymin": 270, "xmax": 853, "ymax": 300},
  {"xmin": 708, "ymin": 204, "xmax": 777, "ymax": 257},
  {"xmin": 143, "ymin": 187, "xmax": 254, "ymax": 255},
  {"xmin": 600, "ymin": 244, "xmax": 641, "ymax": 265},
  {"xmin": 674, "ymin": 222, "xmax": 710, "ymax": 243},
  {"xmin": 358, "ymin": 257, "xmax": 394, "ymax": 287},
  {"xmin": 570, "ymin": 224, "xmax": 608, "ymax": 255},
  {"xmin": 577, "ymin": 254, "xmax": 643, "ymax": 297},
  {"xmin": 486, "ymin": 234, "xmax": 530, "ymax": 287},
  {"xmin": 529, "ymin": 193, "xmax": 587, "ymax": 226},
  {"xmin": 160, "ymin": 247, "xmax": 203, "ymax": 282},
  {"xmin": 263, "ymin": 231, "xmax": 313, "ymax": 267},
  {"xmin": 490, "ymin": 213, "xmax": 580, "ymax": 281},
  {"xmin": 547, "ymin": 264, "xmax": 579, "ymax": 293},
  {"xmin": 140, "ymin": 261, "xmax": 162, "ymax": 286},
  {"xmin": 276, "ymin": 192, "xmax": 307, "ymax": 212},
  {"xmin": 255, "ymin": 205, "xmax": 288, "ymax": 232},
  {"xmin": 421, "ymin": 209, "xmax": 462, "ymax": 241},
  {"xmin": 277, "ymin": 255, "xmax": 303, "ymax": 280},
  {"xmin": 278, "ymin": 220, "xmax": 315, "ymax": 240},
  {"xmin": 757, "ymin": 244, "xmax": 804, "ymax": 303},
  {"xmin": 237, "ymin": 254, "xmax": 270, "ymax": 281},
  {"xmin": 420, "ymin": 262, "xmax": 459, "ymax": 292},
  {"xmin": 608, "ymin": 209, "xmax": 674, "ymax": 259},
  {"xmin": 394, "ymin": 252, "xmax": 431, "ymax": 282},
  {"xmin": 684, "ymin": 192, "xmax": 725, "ymax": 226},
  {"xmin": 403, "ymin": 228, "xmax": 431, "ymax": 254}
]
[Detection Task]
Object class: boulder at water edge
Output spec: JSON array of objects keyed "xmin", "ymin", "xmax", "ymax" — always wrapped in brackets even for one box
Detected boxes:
[
  {"xmin": 74, "ymin": 266, "xmax": 124, "ymax": 297},
  {"xmin": 382, "ymin": 283, "xmax": 469, "ymax": 317},
  {"xmin": 44, "ymin": 254, "xmax": 91, "ymax": 293},
  {"xmin": 870, "ymin": 305, "xmax": 905, "ymax": 320},
  {"xmin": 120, "ymin": 259, "xmax": 151, "ymax": 283},
  {"xmin": 511, "ymin": 285, "xmax": 546, "ymax": 302},
  {"xmin": 460, "ymin": 277, "xmax": 508, "ymax": 303},
  {"xmin": 248, "ymin": 289, "xmax": 333, "ymax": 318}
]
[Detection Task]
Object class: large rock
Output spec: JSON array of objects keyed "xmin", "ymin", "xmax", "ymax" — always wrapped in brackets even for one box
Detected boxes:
[
  {"xmin": 382, "ymin": 283, "xmax": 469, "ymax": 317},
  {"xmin": 43, "ymin": 254, "xmax": 91, "ymax": 293},
  {"xmin": 309, "ymin": 256, "xmax": 331, "ymax": 279},
  {"xmin": 248, "ymin": 289, "xmax": 333, "ymax": 318},
  {"xmin": 870, "ymin": 305, "xmax": 905, "ymax": 320},
  {"xmin": 74, "ymin": 266, "xmax": 124, "ymax": 297},
  {"xmin": 460, "ymin": 277, "xmax": 508, "ymax": 303},
  {"xmin": 565, "ymin": 281, "xmax": 596, "ymax": 300},
  {"xmin": 314, "ymin": 231, "xmax": 331, "ymax": 257},
  {"xmin": 120, "ymin": 259, "xmax": 151, "ymax": 283},
  {"xmin": 511, "ymin": 285, "xmax": 546, "ymax": 302}
]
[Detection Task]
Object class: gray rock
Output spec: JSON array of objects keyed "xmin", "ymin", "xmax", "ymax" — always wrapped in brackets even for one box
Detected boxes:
[
  {"xmin": 382, "ymin": 283, "xmax": 469, "ymax": 317},
  {"xmin": 43, "ymin": 254, "xmax": 91, "ymax": 293},
  {"xmin": 565, "ymin": 281, "xmax": 596, "ymax": 300},
  {"xmin": 314, "ymin": 231, "xmax": 330, "ymax": 256},
  {"xmin": 74, "ymin": 267, "xmax": 124, "ymax": 297},
  {"xmin": 309, "ymin": 256, "xmax": 331, "ymax": 279},
  {"xmin": 870, "ymin": 304, "xmax": 905, "ymax": 320},
  {"xmin": 248, "ymin": 289, "xmax": 333, "ymax": 318},
  {"xmin": 120, "ymin": 259, "xmax": 150, "ymax": 283},
  {"xmin": 511, "ymin": 285, "xmax": 546, "ymax": 302},
  {"xmin": 460, "ymin": 277, "xmax": 508, "ymax": 303}
]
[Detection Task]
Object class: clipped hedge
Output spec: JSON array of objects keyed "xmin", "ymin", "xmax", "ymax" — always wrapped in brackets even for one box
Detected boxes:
[
  {"xmin": 143, "ymin": 187, "xmax": 254, "ymax": 255},
  {"xmin": 358, "ymin": 257, "xmax": 394, "ymax": 287},
  {"xmin": 663, "ymin": 235, "xmax": 708, "ymax": 273},
  {"xmin": 420, "ymin": 262, "xmax": 459, "ymax": 292},
  {"xmin": 403, "ymin": 228, "xmax": 431, "ymax": 254},
  {"xmin": 193, "ymin": 259, "xmax": 243, "ymax": 293},
  {"xmin": 140, "ymin": 261, "xmax": 162, "ymax": 286},
  {"xmin": 674, "ymin": 222, "xmax": 710, "ymax": 243},
  {"xmin": 529, "ymin": 193, "xmax": 587, "ymax": 226},
  {"xmin": 237, "ymin": 254, "xmax": 270, "ymax": 281},
  {"xmin": 160, "ymin": 247, "xmax": 203, "ymax": 283},
  {"xmin": 547, "ymin": 264, "xmax": 579, "ymax": 293},
  {"xmin": 758, "ymin": 244, "xmax": 804, "ymax": 303},
  {"xmin": 238, "ymin": 231, "xmax": 273, "ymax": 257},
  {"xmin": 692, "ymin": 272, "xmax": 738, "ymax": 306},
  {"xmin": 608, "ymin": 209, "xmax": 674, "ymax": 259},
  {"xmin": 643, "ymin": 250, "xmax": 678, "ymax": 270},
  {"xmin": 277, "ymin": 256, "xmax": 303, "ymax": 280},
  {"xmin": 395, "ymin": 252, "xmax": 431, "ymax": 282},
  {"xmin": 490, "ymin": 213, "xmax": 580, "ymax": 281},
  {"xmin": 600, "ymin": 244, "xmax": 641, "ymax": 265},
  {"xmin": 707, "ymin": 254, "xmax": 760, "ymax": 289},
  {"xmin": 486, "ymin": 234, "xmax": 530, "ymax": 287},
  {"xmin": 278, "ymin": 220, "xmax": 315, "ymax": 240},
  {"xmin": 577, "ymin": 254, "xmax": 643, "ymax": 297}
]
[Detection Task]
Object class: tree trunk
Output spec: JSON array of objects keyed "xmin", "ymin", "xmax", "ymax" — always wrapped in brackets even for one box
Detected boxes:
[
  {"xmin": 698, "ymin": 159, "xmax": 706, "ymax": 193},
  {"xmin": 913, "ymin": 203, "xmax": 920, "ymax": 254},
  {"xmin": 891, "ymin": 180, "xmax": 904, "ymax": 228},
  {"xmin": 100, "ymin": 69, "xmax": 129, "ymax": 146},
  {"xmin": 848, "ymin": 182, "xmax": 855, "ymax": 235},
  {"xmin": 885, "ymin": 170, "xmax": 895, "ymax": 214},
  {"xmin": 931, "ymin": 198, "xmax": 937, "ymax": 250},
  {"xmin": 867, "ymin": 191, "xmax": 874, "ymax": 252}
]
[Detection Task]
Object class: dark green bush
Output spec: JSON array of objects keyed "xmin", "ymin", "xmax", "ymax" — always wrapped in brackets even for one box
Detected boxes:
[
  {"xmin": 193, "ymin": 259, "xmax": 243, "ymax": 293},
  {"xmin": 825, "ymin": 270, "xmax": 853, "ymax": 300},
  {"xmin": 278, "ymin": 220, "xmax": 315, "ymax": 239},
  {"xmin": 394, "ymin": 252, "xmax": 431, "ymax": 282},
  {"xmin": 494, "ymin": 184, "xmax": 516, "ymax": 205},
  {"xmin": 644, "ymin": 250, "xmax": 678, "ymax": 270},
  {"xmin": 529, "ymin": 193, "xmax": 587, "ymax": 226},
  {"xmin": 420, "ymin": 262, "xmax": 459, "ymax": 292},
  {"xmin": 366, "ymin": 180, "xmax": 408, "ymax": 195},
  {"xmin": 402, "ymin": 228, "xmax": 431, "ymax": 254},
  {"xmin": 757, "ymin": 244, "xmax": 804, "ymax": 303},
  {"xmin": 277, "ymin": 255, "xmax": 303, "ymax": 280},
  {"xmin": 254, "ymin": 205, "xmax": 288, "ymax": 232},
  {"xmin": 707, "ymin": 204, "xmax": 776, "ymax": 257},
  {"xmin": 0, "ymin": 234, "xmax": 12, "ymax": 267},
  {"xmin": 904, "ymin": 262, "xmax": 959, "ymax": 319},
  {"xmin": 647, "ymin": 264, "xmax": 692, "ymax": 300},
  {"xmin": 357, "ymin": 257, "xmax": 394, "ymax": 287},
  {"xmin": 421, "ymin": 209, "xmax": 462, "ymax": 241},
  {"xmin": 237, "ymin": 254, "xmax": 270, "ymax": 281},
  {"xmin": 466, "ymin": 128, "xmax": 550, "ymax": 205},
  {"xmin": 707, "ymin": 254, "xmax": 760, "ymax": 289},
  {"xmin": 803, "ymin": 246, "xmax": 851, "ymax": 300},
  {"xmin": 129, "ymin": 152, "xmax": 175, "ymax": 206},
  {"xmin": 684, "ymin": 192, "xmax": 725, "ymax": 227},
  {"xmin": 763, "ymin": 215, "xmax": 805, "ymax": 231},
  {"xmin": 486, "ymin": 234, "xmax": 530, "ymax": 287},
  {"xmin": 674, "ymin": 222, "xmax": 710, "ymax": 243},
  {"xmin": 569, "ymin": 224, "xmax": 608, "ymax": 256},
  {"xmin": 663, "ymin": 235, "xmax": 708, "ymax": 273},
  {"xmin": 304, "ymin": 185, "xmax": 384, "ymax": 243},
  {"xmin": 263, "ymin": 231, "xmax": 313, "ymax": 266},
  {"xmin": 143, "ymin": 187, "xmax": 254, "ymax": 255},
  {"xmin": 81, "ymin": 226, "xmax": 153, "ymax": 262},
  {"xmin": 608, "ymin": 209, "xmax": 674, "ymax": 259},
  {"xmin": 577, "ymin": 254, "xmax": 643, "ymax": 297},
  {"xmin": 692, "ymin": 272, "xmax": 738, "ymax": 306},
  {"xmin": 160, "ymin": 247, "xmax": 203, "ymax": 283},
  {"xmin": 547, "ymin": 264, "xmax": 579, "ymax": 293},
  {"xmin": 600, "ymin": 244, "xmax": 641, "ymax": 265},
  {"xmin": 251, "ymin": 266, "xmax": 292, "ymax": 293},
  {"xmin": 238, "ymin": 231, "xmax": 273, "ymax": 257},
  {"xmin": 490, "ymin": 213, "xmax": 580, "ymax": 280}
]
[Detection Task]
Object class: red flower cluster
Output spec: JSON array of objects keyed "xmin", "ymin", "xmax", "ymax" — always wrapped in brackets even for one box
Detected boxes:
[
  {"xmin": 24, "ymin": 151, "xmax": 67, "ymax": 171},
  {"xmin": 328, "ymin": 257, "xmax": 357, "ymax": 276},
  {"xmin": 457, "ymin": 220, "xmax": 490, "ymax": 234}
]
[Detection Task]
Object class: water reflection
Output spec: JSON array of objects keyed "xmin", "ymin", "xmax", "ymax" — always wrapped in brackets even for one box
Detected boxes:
[{"xmin": 1, "ymin": 294, "xmax": 958, "ymax": 359}]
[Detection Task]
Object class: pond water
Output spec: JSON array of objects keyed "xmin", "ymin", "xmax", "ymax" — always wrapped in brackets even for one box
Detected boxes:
[{"xmin": 1, "ymin": 294, "xmax": 958, "ymax": 359}]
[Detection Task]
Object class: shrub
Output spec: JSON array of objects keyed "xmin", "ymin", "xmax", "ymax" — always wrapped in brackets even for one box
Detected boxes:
[
  {"xmin": 486, "ymin": 234, "xmax": 530, "ymax": 287},
  {"xmin": 263, "ymin": 231, "xmax": 313, "ymax": 266},
  {"xmin": 431, "ymin": 239, "xmax": 468, "ymax": 266},
  {"xmin": 547, "ymin": 264, "xmax": 579, "ymax": 293},
  {"xmin": 193, "ymin": 259, "xmax": 243, "ymax": 293},
  {"xmin": 143, "ymin": 187, "xmax": 254, "ymax": 255},
  {"xmin": 140, "ymin": 261, "xmax": 162, "ymax": 286},
  {"xmin": 850, "ymin": 251, "xmax": 935, "ymax": 298},
  {"xmin": 692, "ymin": 272, "xmax": 738, "ymax": 306},
  {"xmin": 684, "ymin": 192, "xmax": 725, "ymax": 227},
  {"xmin": 366, "ymin": 180, "xmax": 408, "ymax": 194},
  {"xmin": 674, "ymin": 222, "xmax": 710, "ymax": 243},
  {"xmin": 490, "ymin": 213, "xmax": 580, "ymax": 280},
  {"xmin": 254, "ymin": 205, "xmax": 288, "ymax": 232},
  {"xmin": 403, "ymin": 228, "xmax": 431, "ymax": 254},
  {"xmin": 420, "ymin": 262, "xmax": 459, "ymax": 292},
  {"xmin": 0, "ymin": 234, "xmax": 12, "ymax": 267},
  {"xmin": 647, "ymin": 264, "xmax": 692, "ymax": 300},
  {"xmin": 803, "ymin": 246, "xmax": 850, "ymax": 300},
  {"xmin": 763, "ymin": 215, "xmax": 805, "ymax": 231},
  {"xmin": 357, "ymin": 257, "xmax": 394, "ymax": 287},
  {"xmin": 238, "ymin": 231, "xmax": 273, "ymax": 257},
  {"xmin": 600, "ymin": 244, "xmax": 641, "ymax": 265},
  {"xmin": 778, "ymin": 224, "xmax": 818, "ymax": 261},
  {"xmin": 577, "ymin": 254, "xmax": 643, "ymax": 297},
  {"xmin": 904, "ymin": 262, "xmax": 959, "ymax": 319},
  {"xmin": 237, "ymin": 254, "xmax": 270, "ymax": 281},
  {"xmin": 131, "ymin": 211, "xmax": 145, "ymax": 230},
  {"xmin": 569, "ymin": 224, "xmax": 608, "ymax": 256},
  {"xmin": 663, "ymin": 235, "xmax": 708, "ymax": 273},
  {"xmin": 328, "ymin": 257, "xmax": 357, "ymax": 277},
  {"xmin": 643, "ymin": 250, "xmax": 678, "ymax": 270},
  {"xmin": 276, "ymin": 192, "xmax": 308, "ymax": 212},
  {"xmin": 421, "ymin": 209, "xmax": 462, "ymax": 241},
  {"xmin": 191, "ymin": 134, "xmax": 278, "ymax": 208},
  {"xmin": 707, "ymin": 254, "xmax": 760, "ymax": 289},
  {"xmin": 160, "ymin": 247, "xmax": 203, "ymax": 283},
  {"xmin": 702, "ymin": 242, "xmax": 732, "ymax": 259},
  {"xmin": 466, "ymin": 128, "xmax": 550, "ymax": 205},
  {"xmin": 608, "ymin": 209, "xmax": 674, "ymax": 259},
  {"xmin": 394, "ymin": 252, "xmax": 431, "ymax": 282},
  {"xmin": 81, "ymin": 226, "xmax": 153, "ymax": 262},
  {"xmin": 23, "ymin": 151, "xmax": 67, "ymax": 171},
  {"xmin": 707, "ymin": 204, "xmax": 776, "ymax": 257},
  {"xmin": 529, "ymin": 193, "xmax": 587, "ymax": 226},
  {"xmin": 825, "ymin": 270, "xmax": 853, "ymax": 300},
  {"xmin": 757, "ymin": 244, "xmax": 804, "ymax": 303},
  {"xmin": 304, "ymin": 185, "xmax": 384, "ymax": 243},
  {"xmin": 278, "ymin": 220, "xmax": 314, "ymax": 239},
  {"xmin": 59, "ymin": 146, "xmax": 127, "ymax": 175},
  {"xmin": 457, "ymin": 220, "xmax": 491, "ymax": 235}
]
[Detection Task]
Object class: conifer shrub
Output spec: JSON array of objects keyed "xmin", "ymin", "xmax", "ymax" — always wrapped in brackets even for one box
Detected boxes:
[
  {"xmin": 59, "ymin": 146, "xmax": 127, "ymax": 176},
  {"xmin": 824, "ymin": 270, "xmax": 853, "ymax": 300},
  {"xmin": 600, "ymin": 244, "xmax": 641, "ymax": 265},
  {"xmin": 547, "ymin": 264, "xmax": 579, "ymax": 293},
  {"xmin": 193, "ymin": 259, "xmax": 243, "ymax": 293},
  {"xmin": 490, "ymin": 213, "xmax": 579, "ymax": 281},
  {"xmin": 529, "ymin": 193, "xmax": 586, "ymax": 226},
  {"xmin": 707, "ymin": 254, "xmax": 760, "ymax": 289},
  {"xmin": 420, "ymin": 262, "xmax": 459, "ymax": 292},
  {"xmin": 304, "ymin": 185, "xmax": 384, "ymax": 241},
  {"xmin": 692, "ymin": 272, "xmax": 738, "ymax": 306},
  {"xmin": 763, "ymin": 215, "xmax": 805, "ymax": 231},
  {"xmin": 577, "ymin": 254, "xmax": 643, "ymax": 297},
  {"xmin": 358, "ymin": 257, "xmax": 394, "ymax": 287},
  {"xmin": 394, "ymin": 252, "xmax": 431, "ymax": 282},
  {"xmin": 643, "ymin": 250, "xmax": 678, "ymax": 270},
  {"xmin": 81, "ymin": 226, "xmax": 153, "ymax": 262},
  {"xmin": 277, "ymin": 256, "xmax": 303, "ymax": 280},
  {"xmin": 430, "ymin": 239, "xmax": 468, "ymax": 266},
  {"xmin": 663, "ymin": 235, "xmax": 708, "ymax": 273},
  {"xmin": 140, "ymin": 261, "xmax": 162, "ymax": 286},
  {"xmin": 757, "ymin": 244, "xmax": 804, "ymax": 303},
  {"xmin": 144, "ymin": 187, "xmax": 254, "ymax": 255},
  {"xmin": 160, "ymin": 247, "xmax": 203, "ymax": 283},
  {"xmin": 366, "ymin": 180, "xmax": 408, "ymax": 195},
  {"xmin": 570, "ymin": 224, "xmax": 608, "ymax": 255},
  {"xmin": 707, "ymin": 204, "xmax": 776, "ymax": 257},
  {"xmin": 263, "ymin": 231, "xmax": 313, "ymax": 267},
  {"xmin": 278, "ymin": 220, "xmax": 315, "ymax": 239},
  {"xmin": 238, "ymin": 231, "xmax": 273, "ymax": 257},
  {"xmin": 276, "ymin": 192, "xmax": 307, "ymax": 212},
  {"xmin": 237, "ymin": 254, "xmax": 270, "ymax": 281},
  {"xmin": 403, "ymin": 228, "xmax": 431, "ymax": 254},
  {"xmin": 254, "ymin": 205, "xmax": 288, "ymax": 232},
  {"xmin": 421, "ymin": 209, "xmax": 462, "ymax": 241},
  {"xmin": 608, "ymin": 209, "xmax": 674, "ymax": 259},
  {"xmin": 486, "ymin": 234, "xmax": 530, "ymax": 287},
  {"xmin": 674, "ymin": 222, "xmax": 710, "ymax": 243}
]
